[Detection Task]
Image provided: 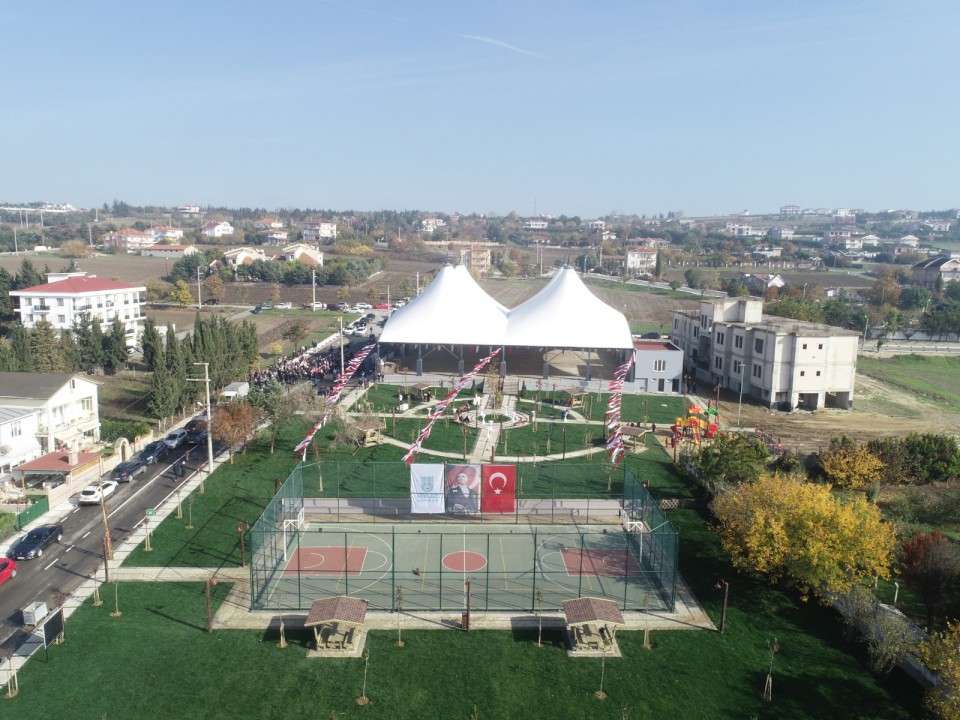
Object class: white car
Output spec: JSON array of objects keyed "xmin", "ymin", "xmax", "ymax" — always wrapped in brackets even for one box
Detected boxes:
[
  {"xmin": 355, "ymin": 303, "xmax": 372, "ymax": 310},
  {"xmin": 78, "ymin": 481, "xmax": 118, "ymax": 506},
  {"xmin": 275, "ymin": 302, "xmax": 292, "ymax": 309}
]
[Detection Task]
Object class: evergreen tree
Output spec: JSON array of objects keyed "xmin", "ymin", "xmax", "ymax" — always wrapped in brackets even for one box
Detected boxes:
[
  {"xmin": 140, "ymin": 317, "xmax": 162, "ymax": 371},
  {"xmin": 102, "ymin": 318, "xmax": 128, "ymax": 373},
  {"xmin": 29, "ymin": 320, "xmax": 65, "ymax": 372},
  {"xmin": 147, "ymin": 369, "xmax": 177, "ymax": 422},
  {"xmin": 0, "ymin": 339, "xmax": 17, "ymax": 371},
  {"xmin": 165, "ymin": 324, "xmax": 188, "ymax": 412},
  {"xmin": 59, "ymin": 329, "xmax": 83, "ymax": 371},
  {"xmin": 654, "ymin": 250, "xmax": 663, "ymax": 279},
  {"xmin": 0, "ymin": 267, "xmax": 14, "ymax": 319},
  {"xmin": 10, "ymin": 324, "xmax": 34, "ymax": 371},
  {"xmin": 13, "ymin": 258, "xmax": 43, "ymax": 290}
]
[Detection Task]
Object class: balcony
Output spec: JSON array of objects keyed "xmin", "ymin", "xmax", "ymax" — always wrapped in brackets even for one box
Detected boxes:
[{"xmin": 33, "ymin": 305, "xmax": 52, "ymax": 314}]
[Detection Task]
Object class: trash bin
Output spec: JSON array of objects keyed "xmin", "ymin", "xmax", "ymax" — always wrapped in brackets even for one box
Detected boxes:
[{"xmin": 23, "ymin": 601, "xmax": 48, "ymax": 626}]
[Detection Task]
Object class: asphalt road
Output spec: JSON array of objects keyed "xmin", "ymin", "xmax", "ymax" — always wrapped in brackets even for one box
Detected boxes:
[{"xmin": 0, "ymin": 440, "xmax": 222, "ymax": 655}]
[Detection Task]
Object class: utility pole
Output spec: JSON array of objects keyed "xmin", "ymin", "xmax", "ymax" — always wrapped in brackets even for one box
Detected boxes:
[
  {"xmin": 196, "ymin": 266, "xmax": 202, "ymax": 309},
  {"xmin": 100, "ymin": 477, "xmax": 114, "ymax": 561},
  {"xmin": 189, "ymin": 363, "xmax": 215, "ymax": 475},
  {"xmin": 311, "ymin": 268, "xmax": 316, "ymax": 311},
  {"xmin": 337, "ymin": 318, "xmax": 345, "ymax": 375}
]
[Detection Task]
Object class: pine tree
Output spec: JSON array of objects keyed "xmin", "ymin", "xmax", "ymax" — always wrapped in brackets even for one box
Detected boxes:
[
  {"xmin": 140, "ymin": 317, "xmax": 162, "ymax": 372},
  {"xmin": 29, "ymin": 321, "xmax": 65, "ymax": 372},
  {"xmin": 9, "ymin": 324, "xmax": 34, "ymax": 371},
  {"xmin": 165, "ymin": 325, "xmax": 188, "ymax": 412},
  {"xmin": 59, "ymin": 329, "xmax": 83, "ymax": 372},
  {"xmin": 0, "ymin": 339, "xmax": 17, "ymax": 371},
  {"xmin": 102, "ymin": 318, "xmax": 128, "ymax": 373},
  {"xmin": 147, "ymin": 369, "xmax": 177, "ymax": 423}
]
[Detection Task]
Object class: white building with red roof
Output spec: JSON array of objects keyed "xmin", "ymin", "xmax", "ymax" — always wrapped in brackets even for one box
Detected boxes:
[
  {"xmin": 281, "ymin": 243, "xmax": 323, "ymax": 265},
  {"xmin": 201, "ymin": 221, "xmax": 235, "ymax": 238},
  {"xmin": 9, "ymin": 273, "xmax": 146, "ymax": 348},
  {"xmin": 103, "ymin": 228, "xmax": 157, "ymax": 252}
]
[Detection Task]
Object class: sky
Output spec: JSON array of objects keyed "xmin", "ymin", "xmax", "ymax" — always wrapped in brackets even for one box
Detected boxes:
[{"xmin": 2, "ymin": 0, "xmax": 958, "ymax": 218}]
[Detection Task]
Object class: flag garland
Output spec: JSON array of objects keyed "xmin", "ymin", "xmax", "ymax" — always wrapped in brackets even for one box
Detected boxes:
[
  {"xmin": 294, "ymin": 342, "xmax": 377, "ymax": 456},
  {"xmin": 605, "ymin": 354, "xmax": 635, "ymax": 466},
  {"xmin": 402, "ymin": 347, "xmax": 502, "ymax": 465}
]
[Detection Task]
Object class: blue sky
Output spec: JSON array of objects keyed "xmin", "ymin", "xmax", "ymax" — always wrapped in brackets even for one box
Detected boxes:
[{"xmin": 2, "ymin": 1, "xmax": 957, "ymax": 217}]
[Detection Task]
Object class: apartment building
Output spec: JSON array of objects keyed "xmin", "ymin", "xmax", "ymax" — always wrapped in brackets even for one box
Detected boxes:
[
  {"xmin": 10, "ymin": 273, "xmax": 146, "ymax": 348},
  {"xmin": 671, "ymin": 298, "xmax": 858, "ymax": 411},
  {"xmin": 0, "ymin": 372, "xmax": 100, "ymax": 455}
]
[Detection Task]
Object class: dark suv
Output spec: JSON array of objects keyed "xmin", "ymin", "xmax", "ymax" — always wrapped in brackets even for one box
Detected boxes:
[
  {"xmin": 112, "ymin": 459, "xmax": 147, "ymax": 483},
  {"xmin": 139, "ymin": 440, "xmax": 168, "ymax": 465}
]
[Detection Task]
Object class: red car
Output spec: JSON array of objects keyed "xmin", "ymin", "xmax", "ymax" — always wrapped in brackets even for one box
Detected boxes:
[
  {"xmin": 374, "ymin": 303, "xmax": 390, "ymax": 310},
  {"xmin": 0, "ymin": 557, "xmax": 17, "ymax": 585}
]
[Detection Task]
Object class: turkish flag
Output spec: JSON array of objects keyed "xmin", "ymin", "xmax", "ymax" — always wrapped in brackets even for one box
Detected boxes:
[{"xmin": 481, "ymin": 465, "xmax": 516, "ymax": 514}]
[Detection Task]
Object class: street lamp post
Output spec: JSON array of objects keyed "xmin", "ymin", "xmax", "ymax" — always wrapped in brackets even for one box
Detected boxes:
[
  {"xmin": 737, "ymin": 365, "xmax": 745, "ymax": 427},
  {"xmin": 205, "ymin": 577, "xmax": 219, "ymax": 633},
  {"xmin": 715, "ymin": 580, "xmax": 730, "ymax": 634},
  {"xmin": 337, "ymin": 317, "xmax": 345, "ymax": 375}
]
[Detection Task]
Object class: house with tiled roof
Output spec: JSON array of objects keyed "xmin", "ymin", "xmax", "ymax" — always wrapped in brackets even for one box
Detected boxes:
[
  {"xmin": 302, "ymin": 219, "xmax": 337, "ymax": 243},
  {"xmin": 0, "ymin": 407, "xmax": 42, "ymax": 486},
  {"xmin": 9, "ymin": 273, "xmax": 146, "ymax": 348},
  {"xmin": 913, "ymin": 256, "xmax": 960, "ymax": 289},
  {"xmin": 0, "ymin": 372, "xmax": 100, "ymax": 457},
  {"xmin": 258, "ymin": 229, "xmax": 290, "ymax": 245},
  {"xmin": 281, "ymin": 243, "xmax": 324, "ymax": 266},
  {"xmin": 148, "ymin": 225, "xmax": 185, "ymax": 241},
  {"xmin": 223, "ymin": 247, "xmax": 270, "ymax": 266},
  {"xmin": 201, "ymin": 221, "xmax": 235, "ymax": 238}
]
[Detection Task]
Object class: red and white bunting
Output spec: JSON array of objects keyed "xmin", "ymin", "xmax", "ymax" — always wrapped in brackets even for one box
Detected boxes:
[{"xmin": 605, "ymin": 354, "xmax": 635, "ymax": 467}]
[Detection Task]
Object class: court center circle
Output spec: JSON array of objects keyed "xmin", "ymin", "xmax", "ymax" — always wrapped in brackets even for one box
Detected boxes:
[{"xmin": 442, "ymin": 550, "xmax": 487, "ymax": 572}]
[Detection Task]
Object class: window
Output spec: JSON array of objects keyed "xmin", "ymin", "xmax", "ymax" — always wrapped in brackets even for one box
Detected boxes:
[
  {"xmin": 802, "ymin": 343, "xmax": 808, "ymax": 350},
  {"xmin": 57, "ymin": 298, "xmax": 65, "ymax": 306},
  {"xmin": 57, "ymin": 315, "xmax": 66, "ymax": 323},
  {"xmin": 70, "ymin": 379, "xmax": 76, "ymax": 390},
  {"xmin": 754, "ymin": 338, "xmax": 764, "ymax": 353},
  {"xmin": 10, "ymin": 421, "xmax": 21, "ymax": 437},
  {"xmin": 734, "ymin": 335, "xmax": 743, "ymax": 349},
  {"xmin": 733, "ymin": 360, "xmax": 742, "ymax": 374},
  {"xmin": 693, "ymin": 327, "xmax": 699, "ymax": 338},
  {"xmin": 82, "ymin": 397, "xmax": 93, "ymax": 412},
  {"xmin": 818, "ymin": 343, "xmax": 823, "ymax": 349},
  {"xmin": 716, "ymin": 331, "xmax": 725, "ymax": 345},
  {"xmin": 752, "ymin": 363, "xmax": 762, "ymax": 379},
  {"xmin": 714, "ymin": 356, "xmax": 723, "ymax": 370},
  {"xmin": 653, "ymin": 359, "xmax": 666, "ymax": 372},
  {"xmin": 816, "ymin": 371, "xmax": 821, "ymax": 377},
  {"xmin": 800, "ymin": 371, "xmax": 805, "ymax": 377}
]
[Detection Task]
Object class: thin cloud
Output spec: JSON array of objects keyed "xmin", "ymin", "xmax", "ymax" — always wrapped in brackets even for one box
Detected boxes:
[{"xmin": 463, "ymin": 35, "xmax": 547, "ymax": 59}]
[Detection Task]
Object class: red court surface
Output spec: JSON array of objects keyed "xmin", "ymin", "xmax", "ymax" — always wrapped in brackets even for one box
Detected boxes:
[
  {"xmin": 560, "ymin": 547, "xmax": 642, "ymax": 577},
  {"xmin": 284, "ymin": 546, "xmax": 368, "ymax": 576},
  {"xmin": 442, "ymin": 550, "xmax": 487, "ymax": 572}
]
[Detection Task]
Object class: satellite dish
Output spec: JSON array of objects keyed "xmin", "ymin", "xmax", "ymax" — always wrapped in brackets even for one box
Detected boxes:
[{"xmin": 0, "ymin": 445, "xmax": 11, "ymax": 455}]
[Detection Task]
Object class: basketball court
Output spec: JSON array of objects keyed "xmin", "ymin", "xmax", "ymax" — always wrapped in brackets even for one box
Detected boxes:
[{"xmin": 254, "ymin": 521, "xmax": 672, "ymax": 613}]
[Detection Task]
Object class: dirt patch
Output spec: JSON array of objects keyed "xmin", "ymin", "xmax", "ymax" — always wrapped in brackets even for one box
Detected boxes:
[{"xmin": 730, "ymin": 374, "xmax": 960, "ymax": 456}]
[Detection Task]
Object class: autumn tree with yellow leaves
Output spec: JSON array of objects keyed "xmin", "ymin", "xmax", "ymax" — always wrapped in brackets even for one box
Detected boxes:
[
  {"xmin": 918, "ymin": 620, "xmax": 960, "ymax": 720},
  {"xmin": 818, "ymin": 435, "xmax": 884, "ymax": 490},
  {"xmin": 713, "ymin": 473, "xmax": 896, "ymax": 602}
]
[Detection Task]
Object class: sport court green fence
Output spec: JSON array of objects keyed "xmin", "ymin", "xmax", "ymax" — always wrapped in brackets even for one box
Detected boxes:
[{"xmin": 249, "ymin": 462, "xmax": 678, "ymax": 613}]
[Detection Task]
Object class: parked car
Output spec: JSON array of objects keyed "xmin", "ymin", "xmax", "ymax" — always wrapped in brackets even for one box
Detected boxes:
[
  {"xmin": 355, "ymin": 303, "xmax": 372, "ymax": 310},
  {"xmin": 112, "ymin": 459, "xmax": 147, "ymax": 483},
  {"xmin": 333, "ymin": 302, "xmax": 349, "ymax": 311},
  {"xmin": 260, "ymin": 301, "xmax": 274, "ymax": 309},
  {"xmin": 393, "ymin": 300, "xmax": 406, "ymax": 308},
  {"xmin": 374, "ymin": 303, "xmax": 390, "ymax": 310},
  {"xmin": 163, "ymin": 428, "xmax": 189, "ymax": 449},
  {"xmin": 186, "ymin": 426, "xmax": 207, "ymax": 444},
  {"xmin": 251, "ymin": 306, "xmax": 263, "ymax": 314},
  {"xmin": 0, "ymin": 558, "xmax": 17, "ymax": 585},
  {"xmin": 203, "ymin": 298, "xmax": 220, "ymax": 305},
  {"xmin": 186, "ymin": 416, "xmax": 207, "ymax": 432},
  {"xmin": 11, "ymin": 524, "xmax": 63, "ymax": 560},
  {"xmin": 78, "ymin": 481, "xmax": 118, "ymax": 506},
  {"xmin": 365, "ymin": 313, "xmax": 375, "ymax": 320},
  {"xmin": 311, "ymin": 302, "xmax": 327, "ymax": 309},
  {"xmin": 139, "ymin": 440, "xmax": 168, "ymax": 465},
  {"xmin": 275, "ymin": 302, "xmax": 292, "ymax": 309}
]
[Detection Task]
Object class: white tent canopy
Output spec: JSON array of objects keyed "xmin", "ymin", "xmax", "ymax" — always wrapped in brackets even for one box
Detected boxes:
[
  {"xmin": 380, "ymin": 264, "xmax": 633, "ymax": 351},
  {"xmin": 505, "ymin": 266, "xmax": 633, "ymax": 349},
  {"xmin": 379, "ymin": 263, "xmax": 508, "ymax": 345}
]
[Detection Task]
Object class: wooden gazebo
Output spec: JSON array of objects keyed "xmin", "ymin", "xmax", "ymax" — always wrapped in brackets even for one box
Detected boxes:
[
  {"xmin": 562, "ymin": 597, "xmax": 625, "ymax": 652},
  {"xmin": 304, "ymin": 596, "xmax": 368, "ymax": 650}
]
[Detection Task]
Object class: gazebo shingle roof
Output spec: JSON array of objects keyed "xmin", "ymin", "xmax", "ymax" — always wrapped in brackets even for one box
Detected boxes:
[
  {"xmin": 562, "ymin": 597, "xmax": 625, "ymax": 626},
  {"xmin": 305, "ymin": 596, "xmax": 368, "ymax": 627}
]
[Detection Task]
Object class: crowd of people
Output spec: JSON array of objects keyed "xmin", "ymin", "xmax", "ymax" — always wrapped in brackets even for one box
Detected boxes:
[{"xmin": 248, "ymin": 343, "xmax": 365, "ymax": 394}]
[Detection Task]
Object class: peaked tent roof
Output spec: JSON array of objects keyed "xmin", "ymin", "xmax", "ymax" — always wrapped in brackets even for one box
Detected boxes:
[
  {"xmin": 379, "ymin": 264, "xmax": 509, "ymax": 345},
  {"xmin": 504, "ymin": 266, "xmax": 633, "ymax": 349}
]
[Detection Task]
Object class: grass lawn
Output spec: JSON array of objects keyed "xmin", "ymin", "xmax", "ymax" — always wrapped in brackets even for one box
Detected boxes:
[
  {"xmin": 97, "ymin": 370, "xmax": 155, "ymax": 423},
  {"xmin": 496, "ymin": 421, "xmax": 606, "ymax": 458},
  {"xmin": 14, "ymin": 439, "xmax": 925, "ymax": 718},
  {"xmin": 857, "ymin": 354, "xmax": 960, "ymax": 412}
]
